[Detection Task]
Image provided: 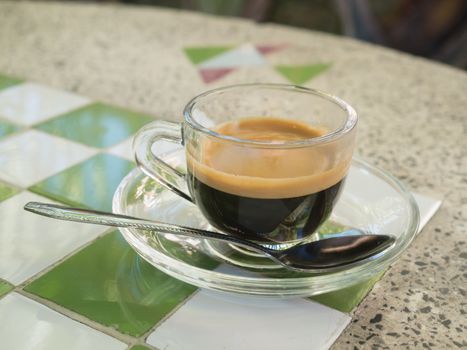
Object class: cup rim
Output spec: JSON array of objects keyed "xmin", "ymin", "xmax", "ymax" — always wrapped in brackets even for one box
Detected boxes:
[{"xmin": 183, "ymin": 83, "xmax": 357, "ymax": 148}]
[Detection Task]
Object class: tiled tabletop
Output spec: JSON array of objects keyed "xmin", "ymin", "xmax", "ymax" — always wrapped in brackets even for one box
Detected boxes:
[
  {"xmin": 0, "ymin": 1, "xmax": 466, "ymax": 349},
  {"xmin": 0, "ymin": 64, "xmax": 443, "ymax": 350}
]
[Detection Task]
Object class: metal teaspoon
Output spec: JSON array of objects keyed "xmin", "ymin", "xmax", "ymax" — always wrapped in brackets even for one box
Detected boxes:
[{"xmin": 24, "ymin": 202, "xmax": 396, "ymax": 271}]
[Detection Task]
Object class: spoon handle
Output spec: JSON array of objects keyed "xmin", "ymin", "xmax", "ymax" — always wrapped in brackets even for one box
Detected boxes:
[{"xmin": 24, "ymin": 201, "xmax": 267, "ymax": 252}]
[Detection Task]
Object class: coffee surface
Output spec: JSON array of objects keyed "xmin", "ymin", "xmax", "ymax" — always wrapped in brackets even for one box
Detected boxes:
[{"xmin": 187, "ymin": 117, "xmax": 350, "ymax": 199}]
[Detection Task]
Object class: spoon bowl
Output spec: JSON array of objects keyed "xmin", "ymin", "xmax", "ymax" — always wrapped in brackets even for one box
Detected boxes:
[{"xmin": 24, "ymin": 202, "xmax": 395, "ymax": 271}]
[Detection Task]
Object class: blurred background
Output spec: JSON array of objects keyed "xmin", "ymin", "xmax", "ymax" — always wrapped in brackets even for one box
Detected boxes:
[{"xmin": 50, "ymin": 0, "xmax": 467, "ymax": 69}]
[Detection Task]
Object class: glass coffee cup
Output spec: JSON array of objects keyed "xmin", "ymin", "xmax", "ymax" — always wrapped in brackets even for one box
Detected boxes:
[{"xmin": 134, "ymin": 84, "xmax": 357, "ymax": 249}]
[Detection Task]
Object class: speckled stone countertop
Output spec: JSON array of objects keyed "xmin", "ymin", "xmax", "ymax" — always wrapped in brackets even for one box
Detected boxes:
[{"xmin": 0, "ymin": 1, "xmax": 466, "ymax": 349}]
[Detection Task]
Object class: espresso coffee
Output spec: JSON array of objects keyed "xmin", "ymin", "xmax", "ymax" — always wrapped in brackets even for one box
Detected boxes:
[{"xmin": 187, "ymin": 117, "xmax": 350, "ymax": 244}]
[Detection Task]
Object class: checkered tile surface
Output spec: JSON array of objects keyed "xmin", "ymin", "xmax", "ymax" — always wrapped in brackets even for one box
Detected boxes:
[{"xmin": 0, "ymin": 54, "xmax": 440, "ymax": 349}]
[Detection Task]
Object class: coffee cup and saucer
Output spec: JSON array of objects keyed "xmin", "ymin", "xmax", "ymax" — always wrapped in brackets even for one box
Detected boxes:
[{"xmin": 113, "ymin": 84, "xmax": 419, "ymax": 297}]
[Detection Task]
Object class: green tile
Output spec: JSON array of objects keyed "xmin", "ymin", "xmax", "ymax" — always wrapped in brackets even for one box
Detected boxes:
[
  {"xmin": 276, "ymin": 63, "xmax": 331, "ymax": 85},
  {"xmin": 310, "ymin": 272, "xmax": 385, "ymax": 313},
  {"xmin": 0, "ymin": 182, "xmax": 20, "ymax": 202},
  {"xmin": 184, "ymin": 46, "xmax": 231, "ymax": 64},
  {"xmin": 0, "ymin": 74, "xmax": 22, "ymax": 91},
  {"xmin": 0, "ymin": 279, "xmax": 14, "ymax": 298},
  {"xmin": 35, "ymin": 103, "xmax": 153, "ymax": 148},
  {"xmin": 129, "ymin": 346, "xmax": 152, "ymax": 350},
  {"xmin": 29, "ymin": 153, "xmax": 134, "ymax": 211},
  {"xmin": 0, "ymin": 119, "xmax": 20, "ymax": 139},
  {"xmin": 25, "ymin": 231, "xmax": 199, "ymax": 337}
]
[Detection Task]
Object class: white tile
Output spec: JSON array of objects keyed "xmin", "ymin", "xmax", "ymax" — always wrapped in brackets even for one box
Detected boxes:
[
  {"xmin": 107, "ymin": 137, "xmax": 181, "ymax": 162},
  {"xmin": 0, "ymin": 83, "xmax": 90, "ymax": 126},
  {"xmin": 106, "ymin": 138, "xmax": 134, "ymax": 161},
  {"xmin": 150, "ymin": 139, "xmax": 182, "ymax": 158},
  {"xmin": 0, "ymin": 192, "xmax": 106, "ymax": 284},
  {"xmin": 0, "ymin": 129, "xmax": 96, "ymax": 187},
  {"xmin": 147, "ymin": 290, "xmax": 350, "ymax": 350},
  {"xmin": 413, "ymin": 192, "xmax": 442, "ymax": 234},
  {"xmin": 199, "ymin": 43, "xmax": 266, "ymax": 69},
  {"xmin": 0, "ymin": 293, "xmax": 126, "ymax": 350}
]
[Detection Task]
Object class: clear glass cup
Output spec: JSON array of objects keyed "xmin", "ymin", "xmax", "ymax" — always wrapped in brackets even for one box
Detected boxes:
[{"xmin": 134, "ymin": 84, "xmax": 358, "ymax": 248}]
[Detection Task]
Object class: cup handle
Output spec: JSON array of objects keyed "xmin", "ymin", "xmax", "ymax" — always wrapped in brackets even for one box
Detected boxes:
[{"xmin": 133, "ymin": 120, "xmax": 193, "ymax": 202}]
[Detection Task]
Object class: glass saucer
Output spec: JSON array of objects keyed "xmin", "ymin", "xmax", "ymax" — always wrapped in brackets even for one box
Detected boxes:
[{"xmin": 113, "ymin": 156, "xmax": 419, "ymax": 297}]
